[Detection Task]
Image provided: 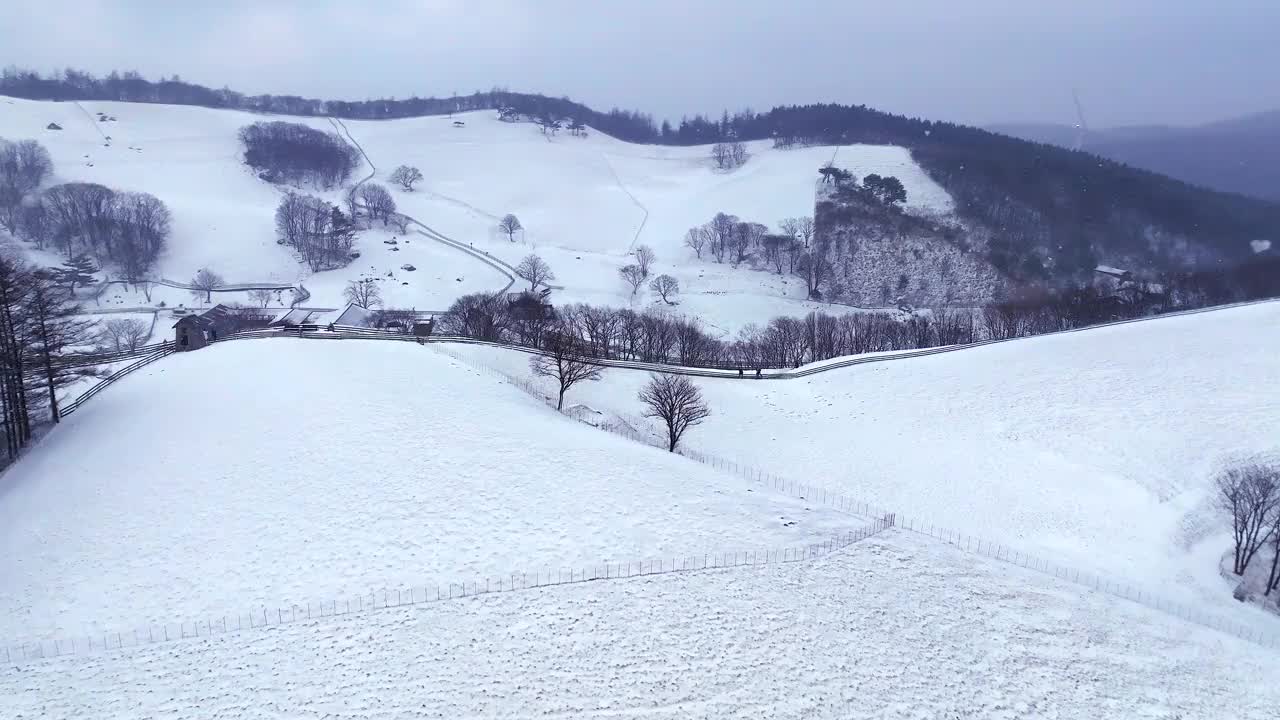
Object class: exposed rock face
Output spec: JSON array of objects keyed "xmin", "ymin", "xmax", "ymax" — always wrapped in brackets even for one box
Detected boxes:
[{"xmin": 814, "ymin": 182, "xmax": 1006, "ymax": 307}]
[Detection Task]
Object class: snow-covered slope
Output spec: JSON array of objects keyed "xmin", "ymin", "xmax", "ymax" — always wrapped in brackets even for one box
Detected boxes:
[
  {"xmin": 0, "ymin": 97, "xmax": 952, "ymax": 331},
  {"xmin": 4, "ymin": 532, "xmax": 1276, "ymax": 719},
  {"xmin": 346, "ymin": 111, "xmax": 951, "ymax": 332},
  {"xmin": 0, "ymin": 339, "xmax": 856, "ymax": 641},
  {"xmin": 446, "ymin": 301, "xmax": 1280, "ymax": 630}
]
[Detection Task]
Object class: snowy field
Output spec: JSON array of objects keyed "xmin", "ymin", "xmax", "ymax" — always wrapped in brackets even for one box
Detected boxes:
[
  {"xmin": 446, "ymin": 301, "xmax": 1280, "ymax": 631},
  {"xmin": 0, "ymin": 339, "xmax": 858, "ymax": 641},
  {"xmin": 1, "ymin": 97, "xmax": 953, "ymax": 333},
  {"xmin": 346, "ymin": 111, "xmax": 953, "ymax": 333},
  {"xmin": 3, "ymin": 531, "xmax": 1275, "ymax": 720}
]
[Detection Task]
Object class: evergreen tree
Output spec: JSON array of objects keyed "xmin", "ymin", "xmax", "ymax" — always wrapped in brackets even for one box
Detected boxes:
[
  {"xmin": 54, "ymin": 253, "xmax": 99, "ymax": 293},
  {"xmin": 328, "ymin": 206, "xmax": 356, "ymax": 251},
  {"xmin": 0, "ymin": 257, "xmax": 34, "ymax": 458},
  {"xmin": 25, "ymin": 272, "xmax": 98, "ymax": 423}
]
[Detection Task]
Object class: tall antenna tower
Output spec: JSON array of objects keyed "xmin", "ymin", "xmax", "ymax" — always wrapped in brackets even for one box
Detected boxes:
[{"xmin": 1072, "ymin": 88, "xmax": 1090, "ymax": 151}]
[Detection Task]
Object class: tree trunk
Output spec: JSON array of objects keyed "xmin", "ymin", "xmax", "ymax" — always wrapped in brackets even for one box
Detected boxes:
[
  {"xmin": 1267, "ymin": 540, "xmax": 1280, "ymax": 595},
  {"xmin": 0, "ymin": 370, "xmax": 13, "ymax": 460},
  {"xmin": 39, "ymin": 318, "xmax": 59, "ymax": 424},
  {"xmin": 556, "ymin": 386, "xmax": 565, "ymax": 411}
]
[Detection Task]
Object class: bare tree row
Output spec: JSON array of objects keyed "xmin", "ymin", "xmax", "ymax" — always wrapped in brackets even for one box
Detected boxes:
[{"xmin": 440, "ymin": 291, "xmax": 980, "ymax": 370}]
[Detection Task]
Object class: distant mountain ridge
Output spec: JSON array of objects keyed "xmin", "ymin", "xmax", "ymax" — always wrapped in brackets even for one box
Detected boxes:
[{"xmin": 989, "ymin": 110, "xmax": 1280, "ymax": 202}]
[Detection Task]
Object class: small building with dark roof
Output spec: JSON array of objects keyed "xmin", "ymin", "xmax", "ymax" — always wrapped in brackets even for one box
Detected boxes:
[{"xmin": 172, "ymin": 304, "xmax": 266, "ymax": 350}]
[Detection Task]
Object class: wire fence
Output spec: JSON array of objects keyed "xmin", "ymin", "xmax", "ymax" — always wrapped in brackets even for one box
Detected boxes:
[
  {"xmin": 437, "ymin": 345, "xmax": 1280, "ymax": 652},
  {"xmin": 1, "ymin": 516, "xmax": 894, "ymax": 665},
  {"xmin": 25, "ymin": 306, "xmax": 1280, "ymax": 663}
]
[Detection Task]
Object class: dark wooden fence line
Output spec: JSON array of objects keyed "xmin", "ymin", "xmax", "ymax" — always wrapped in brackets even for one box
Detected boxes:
[{"xmin": 58, "ymin": 346, "xmax": 175, "ymax": 418}]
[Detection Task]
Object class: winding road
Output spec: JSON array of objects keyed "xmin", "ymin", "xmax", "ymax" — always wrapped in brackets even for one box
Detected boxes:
[{"xmin": 326, "ymin": 117, "xmax": 519, "ymax": 297}]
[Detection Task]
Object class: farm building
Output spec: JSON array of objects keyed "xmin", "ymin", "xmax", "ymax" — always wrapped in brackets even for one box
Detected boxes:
[{"xmin": 173, "ymin": 305, "xmax": 272, "ymax": 350}]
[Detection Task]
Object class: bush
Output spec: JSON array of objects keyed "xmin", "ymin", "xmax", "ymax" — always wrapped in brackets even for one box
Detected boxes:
[{"xmin": 239, "ymin": 121, "xmax": 358, "ymax": 189}]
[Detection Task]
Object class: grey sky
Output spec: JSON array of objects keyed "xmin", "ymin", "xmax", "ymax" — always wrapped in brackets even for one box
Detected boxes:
[{"xmin": 3, "ymin": 0, "xmax": 1277, "ymax": 128}]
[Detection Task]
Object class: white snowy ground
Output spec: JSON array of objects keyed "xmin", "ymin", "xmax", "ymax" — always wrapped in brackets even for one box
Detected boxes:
[
  {"xmin": 3, "ymin": 532, "xmax": 1275, "ymax": 720},
  {"xmin": 2, "ymin": 97, "xmax": 952, "ymax": 332},
  {"xmin": 446, "ymin": 301, "xmax": 1280, "ymax": 631},
  {"xmin": 0, "ymin": 339, "xmax": 857, "ymax": 642},
  {"xmin": 0, "ymin": 98, "xmax": 508, "ymax": 314},
  {"xmin": 346, "ymin": 111, "xmax": 953, "ymax": 334}
]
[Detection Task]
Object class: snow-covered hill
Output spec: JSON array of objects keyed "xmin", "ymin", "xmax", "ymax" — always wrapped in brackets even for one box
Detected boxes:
[
  {"xmin": 445, "ymin": 300, "xmax": 1280, "ymax": 633},
  {"xmin": 0, "ymin": 339, "xmax": 856, "ymax": 641},
  {"xmin": 0, "ymin": 97, "xmax": 952, "ymax": 331}
]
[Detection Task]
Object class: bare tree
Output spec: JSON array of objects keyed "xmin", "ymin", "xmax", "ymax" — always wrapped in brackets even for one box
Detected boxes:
[
  {"xmin": 634, "ymin": 244, "xmax": 656, "ymax": 278},
  {"xmin": 794, "ymin": 249, "xmax": 832, "ymax": 300},
  {"xmin": 778, "ymin": 217, "xmax": 801, "ymax": 244},
  {"xmin": 795, "ymin": 216, "xmax": 815, "ymax": 248},
  {"xmin": 683, "ymin": 226, "xmax": 708, "ymax": 259},
  {"xmin": 100, "ymin": 318, "xmax": 150, "ymax": 352},
  {"xmin": 1216, "ymin": 459, "xmax": 1280, "ymax": 576},
  {"xmin": 190, "ymin": 267, "xmax": 224, "ymax": 303},
  {"xmin": 762, "ymin": 234, "xmax": 788, "ymax": 274},
  {"xmin": 709, "ymin": 212, "xmax": 737, "ymax": 263},
  {"xmin": 41, "ymin": 182, "xmax": 115, "ymax": 259},
  {"xmin": 343, "ymin": 278, "xmax": 383, "ymax": 309},
  {"xmin": 388, "ymin": 213, "xmax": 409, "ymax": 233},
  {"xmin": 619, "ymin": 264, "xmax": 645, "ymax": 295},
  {"xmin": 112, "ymin": 191, "xmax": 171, "ymax": 284},
  {"xmin": 515, "ymin": 254, "xmax": 555, "ymax": 291},
  {"xmin": 275, "ymin": 194, "xmax": 356, "ymax": 271},
  {"xmin": 248, "ymin": 289, "xmax": 274, "ymax": 308},
  {"xmin": 710, "ymin": 141, "xmax": 748, "ymax": 171},
  {"xmin": 638, "ymin": 374, "xmax": 711, "ymax": 452},
  {"xmin": 389, "ymin": 164, "xmax": 424, "ymax": 191},
  {"xmin": 0, "ymin": 139, "xmax": 54, "ymax": 233},
  {"xmin": 1268, "ymin": 509, "xmax": 1280, "ymax": 596},
  {"xmin": 649, "ymin": 274, "xmax": 679, "ymax": 304},
  {"xmin": 19, "ymin": 201, "xmax": 52, "ymax": 248},
  {"xmin": 529, "ymin": 331, "xmax": 605, "ymax": 410},
  {"xmin": 499, "ymin": 213, "xmax": 522, "ymax": 242},
  {"xmin": 357, "ymin": 183, "xmax": 396, "ymax": 225},
  {"xmin": 730, "ymin": 222, "xmax": 766, "ymax": 264}
]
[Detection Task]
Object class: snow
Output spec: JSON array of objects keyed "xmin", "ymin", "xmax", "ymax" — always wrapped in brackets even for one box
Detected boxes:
[
  {"xmin": 3, "ymin": 531, "xmax": 1276, "ymax": 719},
  {"xmin": 0, "ymin": 339, "xmax": 859, "ymax": 642},
  {"xmin": 1, "ymin": 97, "xmax": 958, "ymax": 336},
  {"xmin": 346, "ymin": 111, "xmax": 953, "ymax": 334},
  {"xmin": 443, "ymin": 301, "xmax": 1280, "ymax": 633}
]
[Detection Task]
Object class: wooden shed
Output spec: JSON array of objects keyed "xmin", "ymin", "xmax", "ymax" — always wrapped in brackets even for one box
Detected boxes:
[
  {"xmin": 172, "ymin": 304, "xmax": 243, "ymax": 350},
  {"xmin": 173, "ymin": 314, "xmax": 214, "ymax": 351}
]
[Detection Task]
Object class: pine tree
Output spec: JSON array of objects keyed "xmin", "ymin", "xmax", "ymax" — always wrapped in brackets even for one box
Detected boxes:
[
  {"xmin": 54, "ymin": 253, "xmax": 99, "ymax": 293},
  {"xmin": 0, "ymin": 257, "xmax": 34, "ymax": 458},
  {"xmin": 26, "ymin": 271, "xmax": 99, "ymax": 423},
  {"xmin": 328, "ymin": 206, "xmax": 356, "ymax": 248}
]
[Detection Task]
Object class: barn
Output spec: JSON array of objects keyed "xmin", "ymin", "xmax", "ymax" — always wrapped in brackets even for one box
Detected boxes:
[{"xmin": 172, "ymin": 305, "xmax": 268, "ymax": 350}]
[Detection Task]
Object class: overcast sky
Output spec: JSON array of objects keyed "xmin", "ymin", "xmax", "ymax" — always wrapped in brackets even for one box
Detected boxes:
[{"xmin": 3, "ymin": 0, "xmax": 1278, "ymax": 128}]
